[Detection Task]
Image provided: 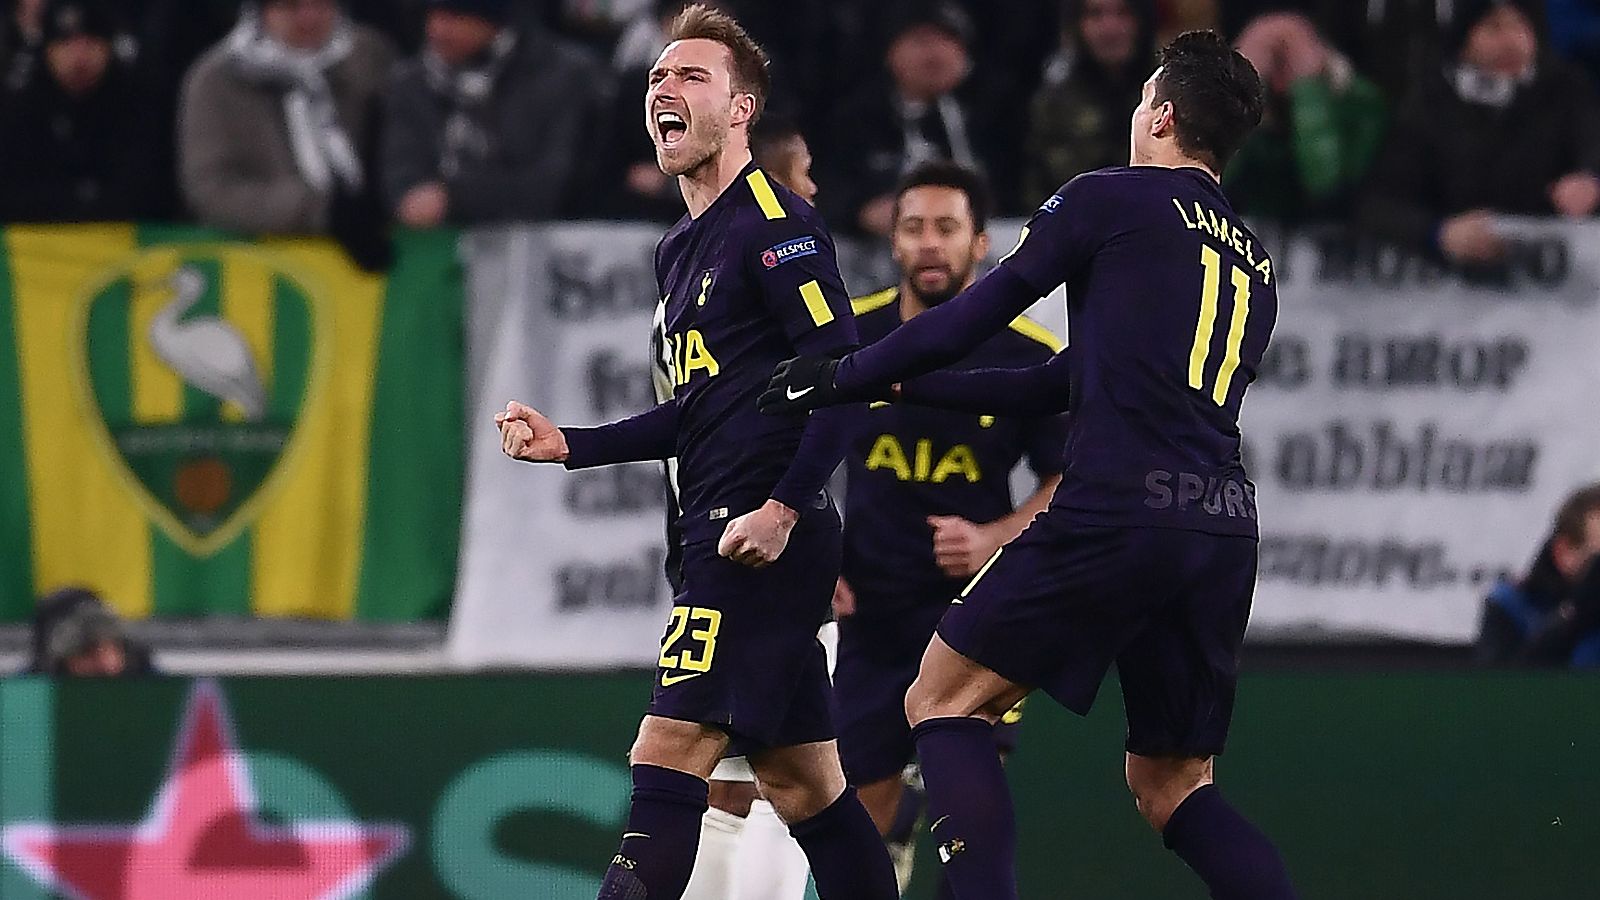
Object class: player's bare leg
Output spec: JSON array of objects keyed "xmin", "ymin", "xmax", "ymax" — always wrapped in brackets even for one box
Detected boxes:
[
  {"xmin": 1127, "ymin": 753, "xmax": 1298, "ymax": 899},
  {"xmin": 903, "ymin": 635, "xmax": 1029, "ymax": 900},
  {"xmin": 856, "ymin": 775, "xmax": 904, "ymax": 835},
  {"xmin": 597, "ymin": 715, "xmax": 729, "ymax": 900},
  {"xmin": 749, "ymin": 740, "xmax": 899, "ymax": 899},
  {"xmin": 1125, "ymin": 753, "xmax": 1212, "ymax": 831},
  {"xmin": 749, "ymin": 740, "xmax": 846, "ymax": 823},
  {"xmin": 709, "ymin": 779, "xmax": 758, "ymax": 817}
]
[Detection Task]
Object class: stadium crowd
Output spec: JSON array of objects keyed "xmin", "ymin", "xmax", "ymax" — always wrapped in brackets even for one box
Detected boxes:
[
  {"xmin": 0, "ymin": 0, "xmax": 1597, "ymax": 265},
  {"xmin": 3, "ymin": 0, "xmax": 1600, "ymax": 672}
]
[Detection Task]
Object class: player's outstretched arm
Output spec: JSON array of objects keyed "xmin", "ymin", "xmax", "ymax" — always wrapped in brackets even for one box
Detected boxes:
[
  {"xmin": 497, "ymin": 398, "xmax": 679, "ymax": 468},
  {"xmin": 898, "ymin": 351, "xmax": 1073, "ymax": 416},
  {"xmin": 760, "ymin": 266, "xmax": 1045, "ymax": 414},
  {"xmin": 839, "ymin": 265, "xmax": 1044, "ymax": 388},
  {"xmin": 764, "ymin": 177, "xmax": 1106, "ymax": 414}
]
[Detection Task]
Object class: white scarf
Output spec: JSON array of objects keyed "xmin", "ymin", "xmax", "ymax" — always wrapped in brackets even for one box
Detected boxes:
[
  {"xmin": 1452, "ymin": 61, "xmax": 1537, "ymax": 109},
  {"xmin": 422, "ymin": 30, "xmax": 518, "ymax": 180},
  {"xmin": 897, "ymin": 94, "xmax": 977, "ymax": 177},
  {"xmin": 225, "ymin": 7, "xmax": 364, "ymax": 192}
]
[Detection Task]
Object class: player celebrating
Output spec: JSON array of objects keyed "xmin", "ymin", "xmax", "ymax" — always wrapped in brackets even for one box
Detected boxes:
[
  {"xmin": 835, "ymin": 161, "xmax": 1065, "ymax": 886},
  {"xmin": 498, "ymin": 6, "xmax": 896, "ymax": 900},
  {"xmin": 763, "ymin": 32, "xmax": 1297, "ymax": 900},
  {"xmin": 664, "ymin": 116, "xmax": 825, "ymax": 900}
]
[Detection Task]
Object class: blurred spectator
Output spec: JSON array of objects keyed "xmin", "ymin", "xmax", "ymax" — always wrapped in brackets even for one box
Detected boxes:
[
  {"xmin": 133, "ymin": 0, "xmax": 243, "ymax": 224},
  {"xmin": 179, "ymin": 0, "xmax": 396, "ymax": 266},
  {"xmin": 598, "ymin": 0, "xmax": 690, "ymax": 222},
  {"xmin": 0, "ymin": 0, "xmax": 166, "ymax": 221},
  {"xmin": 1477, "ymin": 483, "xmax": 1600, "ymax": 668},
  {"xmin": 1156, "ymin": 0, "xmax": 1217, "ymax": 43},
  {"xmin": 751, "ymin": 117, "xmax": 816, "ymax": 204},
  {"xmin": 1357, "ymin": 0, "xmax": 1600, "ymax": 266},
  {"xmin": 822, "ymin": 2, "xmax": 1002, "ymax": 238},
  {"xmin": 565, "ymin": 0, "xmax": 650, "ymax": 64},
  {"xmin": 0, "ymin": 0, "xmax": 47, "ymax": 91},
  {"xmin": 946, "ymin": 0, "xmax": 1063, "ymax": 201},
  {"xmin": 344, "ymin": 0, "xmax": 431, "ymax": 54},
  {"xmin": 1225, "ymin": 12, "xmax": 1385, "ymax": 220},
  {"xmin": 612, "ymin": 0, "xmax": 681, "ymax": 72},
  {"xmin": 25, "ymin": 587, "xmax": 155, "ymax": 676},
  {"xmin": 1021, "ymin": 0, "xmax": 1155, "ymax": 206},
  {"xmin": 1307, "ymin": 0, "xmax": 1452, "ymax": 100},
  {"xmin": 557, "ymin": 0, "xmax": 650, "ymax": 55},
  {"xmin": 382, "ymin": 0, "xmax": 606, "ymax": 226}
]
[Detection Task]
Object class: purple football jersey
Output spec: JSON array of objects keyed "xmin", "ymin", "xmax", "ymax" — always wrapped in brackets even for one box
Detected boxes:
[
  {"xmin": 1002, "ymin": 167, "xmax": 1277, "ymax": 537},
  {"xmin": 655, "ymin": 163, "xmax": 858, "ymax": 541},
  {"xmin": 841, "ymin": 290, "xmax": 1067, "ymax": 610}
]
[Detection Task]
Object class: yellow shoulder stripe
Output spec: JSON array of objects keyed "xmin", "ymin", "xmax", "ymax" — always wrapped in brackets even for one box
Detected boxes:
[
  {"xmin": 746, "ymin": 170, "xmax": 786, "ymax": 220},
  {"xmin": 850, "ymin": 287, "xmax": 898, "ymax": 316},
  {"xmin": 1007, "ymin": 317, "xmax": 1064, "ymax": 352},
  {"xmin": 799, "ymin": 280, "xmax": 835, "ymax": 326}
]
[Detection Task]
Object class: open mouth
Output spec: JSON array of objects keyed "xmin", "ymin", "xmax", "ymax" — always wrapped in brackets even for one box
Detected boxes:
[{"xmin": 655, "ymin": 111, "xmax": 688, "ymax": 148}]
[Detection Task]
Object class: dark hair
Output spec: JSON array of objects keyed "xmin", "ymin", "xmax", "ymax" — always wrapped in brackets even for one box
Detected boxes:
[
  {"xmin": 666, "ymin": 3, "xmax": 772, "ymax": 125},
  {"xmin": 1554, "ymin": 483, "xmax": 1600, "ymax": 545},
  {"xmin": 28, "ymin": 587, "xmax": 125, "ymax": 675},
  {"xmin": 893, "ymin": 160, "xmax": 992, "ymax": 234},
  {"xmin": 750, "ymin": 116, "xmax": 803, "ymax": 169},
  {"xmin": 1153, "ymin": 31, "xmax": 1265, "ymax": 171}
]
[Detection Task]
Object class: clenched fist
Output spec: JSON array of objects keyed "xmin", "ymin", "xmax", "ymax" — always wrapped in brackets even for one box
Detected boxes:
[
  {"xmin": 717, "ymin": 499, "xmax": 799, "ymax": 568},
  {"xmin": 495, "ymin": 400, "xmax": 569, "ymax": 462},
  {"xmin": 928, "ymin": 515, "xmax": 1004, "ymax": 578}
]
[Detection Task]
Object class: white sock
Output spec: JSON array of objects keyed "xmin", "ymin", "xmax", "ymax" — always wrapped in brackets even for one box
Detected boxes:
[
  {"xmin": 682, "ymin": 806, "xmax": 746, "ymax": 900},
  {"xmin": 733, "ymin": 798, "xmax": 815, "ymax": 900}
]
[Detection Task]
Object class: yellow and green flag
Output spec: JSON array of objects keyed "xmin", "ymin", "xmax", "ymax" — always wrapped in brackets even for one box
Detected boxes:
[{"xmin": 0, "ymin": 225, "xmax": 461, "ymax": 622}]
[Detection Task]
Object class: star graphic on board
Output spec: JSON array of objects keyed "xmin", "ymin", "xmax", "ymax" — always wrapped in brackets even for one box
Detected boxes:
[{"xmin": 0, "ymin": 681, "xmax": 409, "ymax": 900}]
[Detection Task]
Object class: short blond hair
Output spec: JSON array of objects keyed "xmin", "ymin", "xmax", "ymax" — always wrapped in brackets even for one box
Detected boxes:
[{"xmin": 666, "ymin": 3, "xmax": 772, "ymax": 124}]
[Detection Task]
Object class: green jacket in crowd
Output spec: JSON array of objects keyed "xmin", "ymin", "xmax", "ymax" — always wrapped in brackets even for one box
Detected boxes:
[{"xmin": 1224, "ymin": 65, "xmax": 1388, "ymax": 221}]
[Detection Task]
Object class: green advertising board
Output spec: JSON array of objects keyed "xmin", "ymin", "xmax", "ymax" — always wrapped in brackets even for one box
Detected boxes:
[{"xmin": 0, "ymin": 673, "xmax": 1595, "ymax": 898}]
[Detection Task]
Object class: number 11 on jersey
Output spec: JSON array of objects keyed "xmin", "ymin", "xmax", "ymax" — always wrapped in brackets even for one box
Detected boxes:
[{"xmin": 1188, "ymin": 244, "xmax": 1252, "ymax": 406}]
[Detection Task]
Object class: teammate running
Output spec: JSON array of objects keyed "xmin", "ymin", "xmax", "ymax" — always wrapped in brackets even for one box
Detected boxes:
[{"xmin": 762, "ymin": 31, "xmax": 1297, "ymax": 900}]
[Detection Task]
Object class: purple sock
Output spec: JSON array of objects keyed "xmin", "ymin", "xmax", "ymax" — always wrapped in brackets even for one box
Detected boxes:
[
  {"xmin": 1162, "ymin": 785, "xmax": 1298, "ymax": 900},
  {"xmin": 787, "ymin": 786, "xmax": 899, "ymax": 900},
  {"xmin": 912, "ymin": 716, "xmax": 1018, "ymax": 900},
  {"xmin": 597, "ymin": 764, "xmax": 708, "ymax": 900}
]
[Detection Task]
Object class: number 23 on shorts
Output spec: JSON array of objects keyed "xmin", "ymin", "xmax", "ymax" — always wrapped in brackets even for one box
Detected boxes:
[{"xmin": 658, "ymin": 606, "xmax": 722, "ymax": 682}]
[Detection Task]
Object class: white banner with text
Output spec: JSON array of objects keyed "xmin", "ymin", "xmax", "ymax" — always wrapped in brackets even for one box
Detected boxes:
[
  {"xmin": 1241, "ymin": 218, "xmax": 1600, "ymax": 641},
  {"xmin": 448, "ymin": 218, "xmax": 1600, "ymax": 668}
]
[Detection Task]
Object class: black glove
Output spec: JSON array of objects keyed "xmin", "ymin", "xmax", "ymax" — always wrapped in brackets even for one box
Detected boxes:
[{"xmin": 760, "ymin": 354, "xmax": 843, "ymax": 414}]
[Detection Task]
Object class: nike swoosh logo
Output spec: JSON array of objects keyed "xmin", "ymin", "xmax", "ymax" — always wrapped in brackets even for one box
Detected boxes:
[
  {"xmin": 931, "ymin": 815, "xmax": 950, "ymax": 831},
  {"xmin": 660, "ymin": 671, "xmax": 704, "ymax": 686},
  {"xmin": 786, "ymin": 385, "xmax": 815, "ymax": 401},
  {"xmin": 623, "ymin": 832, "xmax": 650, "ymax": 840},
  {"xmin": 950, "ymin": 598, "xmax": 964, "ymax": 605}
]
